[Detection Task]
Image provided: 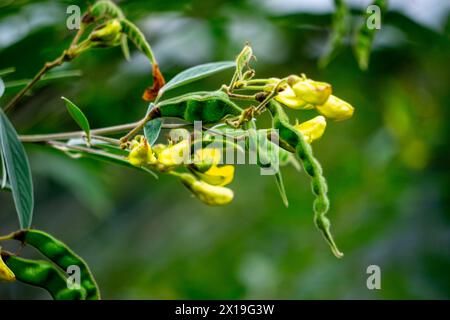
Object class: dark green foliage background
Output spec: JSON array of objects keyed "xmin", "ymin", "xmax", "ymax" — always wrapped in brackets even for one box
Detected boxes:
[{"xmin": 1, "ymin": 0, "xmax": 449, "ymax": 299}]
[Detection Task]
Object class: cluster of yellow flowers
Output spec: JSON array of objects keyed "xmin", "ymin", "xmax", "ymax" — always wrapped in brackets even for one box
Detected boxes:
[
  {"xmin": 128, "ymin": 136, "xmax": 235, "ymax": 205},
  {"xmin": 272, "ymin": 74, "xmax": 354, "ymax": 143}
]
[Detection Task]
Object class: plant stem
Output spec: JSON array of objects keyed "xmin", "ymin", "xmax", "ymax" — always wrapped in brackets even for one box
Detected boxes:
[
  {"xmin": 47, "ymin": 140, "xmax": 126, "ymax": 161},
  {"xmin": 119, "ymin": 107, "xmax": 161, "ymax": 144},
  {"xmin": 19, "ymin": 122, "xmax": 140, "ymax": 142},
  {"xmin": 234, "ymin": 85, "xmax": 266, "ymax": 91},
  {"xmin": 4, "ymin": 52, "xmax": 70, "ymax": 113},
  {"xmin": 19, "ymin": 122, "xmax": 192, "ymax": 143},
  {"xmin": 0, "ymin": 232, "xmax": 16, "ymax": 242}
]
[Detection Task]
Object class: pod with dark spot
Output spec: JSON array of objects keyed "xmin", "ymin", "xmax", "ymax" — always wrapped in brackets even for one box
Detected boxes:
[
  {"xmin": 1, "ymin": 252, "xmax": 87, "ymax": 300},
  {"xmin": 12, "ymin": 229, "xmax": 100, "ymax": 300}
]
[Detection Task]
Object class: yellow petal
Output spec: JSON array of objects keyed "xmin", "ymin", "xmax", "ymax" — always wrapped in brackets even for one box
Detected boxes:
[
  {"xmin": 128, "ymin": 136, "xmax": 156, "ymax": 166},
  {"xmin": 316, "ymin": 95, "xmax": 354, "ymax": 121},
  {"xmin": 275, "ymin": 86, "xmax": 312, "ymax": 110},
  {"xmin": 179, "ymin": 173, "xmax": 234, "ymax": 206},
  {"xmin": 292, "ymin": 79, "xmax": 332, "ymax": 105},
  {"xmin": 294, "ymin": 116, "xmax": 327, "ymax": 144},
  {"xmin": 0, "ymin": 254, "xmax": 15, "ymax": 282},
  {"xmin": 157, "ymin": 140, "xmax": 190, "ymax": 167},
  {"xmin": 196, "ymin": 165, "xmax": 235, "ymax": 186}
]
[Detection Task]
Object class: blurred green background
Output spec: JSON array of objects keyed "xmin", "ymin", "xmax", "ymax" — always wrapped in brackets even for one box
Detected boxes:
[{"xmin": 1, "ymin": 0, "xmax": 449, "ymax": 299}]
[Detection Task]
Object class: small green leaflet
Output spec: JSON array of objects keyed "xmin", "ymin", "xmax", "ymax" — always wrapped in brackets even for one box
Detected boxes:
[
  {"xmin": 0, "ymin": 109, "xmax": 34, "ymax": 228},
  {"xmin": 62, "ymin": 97, "xmax": 91, "ymax": 144},
  {"xmin": 144, "ymin": 103, "xmax": 162, "ymax": 146},
  {"xmin": 159, "ymin": 61, "xmax": 236, "ymax": 96}
]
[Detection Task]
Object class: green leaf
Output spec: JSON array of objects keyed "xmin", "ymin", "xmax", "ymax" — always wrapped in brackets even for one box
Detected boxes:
[
  {"xmin": 160, "ymin": 61, "xmax": 235, "ymax": 95},
  {"xmin": 0, "ymin": 109, "xmax": 34, "ymax": 228},
  {"xmin": 62, "ymin": 97, "xmax": 91, "ymax": 144},
  {"xmin": 144, "ymin": 103, "xmax": 162, "ymax": 146},
  {"xmin": 0, "ymin": 77, "xmax": 4, "ymax": 98}
]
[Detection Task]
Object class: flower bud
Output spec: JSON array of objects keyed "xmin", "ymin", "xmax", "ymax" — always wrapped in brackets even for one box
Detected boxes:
[
  {"xmin": 275, "ymin": 86, "xmax": 312, "ymax": 110},
  {"xmin": 157, "ymin": 140, "xmax": 190, "ymax": 167},
  {"xmin": 89, "ymin": 19, "xmax": 122, "ymax": 47},
  {"xmin": 128, "ymin": 136, "xmax": 156, "ymax": 166},
  {"xmin": 0, "ymin": 254, "xmax": 15, "ymax": 282},
  {"xmin": 179, "ymin": 173, "xmax": 234, "ymax": 206},
  {"xmin": 294, "ymin": 116, "xmax": 327, "ymax": 144},
  {"xmin": 291, "ymin": 79, "xmax": 332, "ymax": 105},
  {"xmin": 316, "ymin": 95, "xmax": 354, "ymax": 121}
]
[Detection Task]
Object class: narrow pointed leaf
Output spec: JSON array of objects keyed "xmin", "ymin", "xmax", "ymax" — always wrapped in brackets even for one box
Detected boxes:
[
  {"xmin": 160, "ymin": 61, "xmax": 235, "ymax": 95},
  {"xmin": 62, "ymin": 97, "xmax": 91, "ymax": 144},
  {"xmin": 0, "ymin": 109, "xmax": 34, "ymax": 228},
  {"xmin": 144, "ymin": 103, "xmax": 162, "ymax": 145}
]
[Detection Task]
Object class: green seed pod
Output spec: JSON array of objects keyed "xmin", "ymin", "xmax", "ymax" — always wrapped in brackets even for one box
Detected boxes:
[
  {"xmin": 155, "ymin": 91, "xmax": 243, "ymax": 123},
  {"xmin": 1, "ymin": 253, "xmax": 86, "ymax": 300},
  {"xmin": 354, "ymin": 0, "xmax": 388, "ymax": 70},
  {"xmin": 12, "ymin": 229, "xmax": 100, "ymax": 300},
  {"xmin": 90, "ymin": 0, "xmax": 124, "ymax": 19},
  {"xmin": 120, "ymin": 19, "xmax": 155, "ymax": 63},
  {"xmin": 267, "ymin": 100, "xmax": 343, "ymax": 258},
  {"xmin": 319, "ymin": 0, "xmax": 349, "ymax": 67}
]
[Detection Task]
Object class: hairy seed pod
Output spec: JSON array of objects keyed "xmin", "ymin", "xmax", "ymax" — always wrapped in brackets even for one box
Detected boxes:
[
  {"xmin": 12, "ymin": 229, "xmax": 100, "ymax": 300},
  {"xmin": 319, "ymin": 0, "xmax": 349, "ymax": 67},
  {"xmin": 154, "ymin": 91, "xmax": 243, "ymax": 123},
  {"xmin": 90, "ymin": 0, "xmax": 125, "ymax": 19},
  {"xmin": 267, "ymin": 100, "xmax": 343, "ymax": 258},
  {"xmin": 354, "ymin": 0, "xmax": 388, "ymax": 70},
  {"xmin": 1, "ymin": 253, "xmax": 87, "ymax": 300}
]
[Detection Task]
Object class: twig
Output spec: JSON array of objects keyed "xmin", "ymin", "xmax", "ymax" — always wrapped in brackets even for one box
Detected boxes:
[{"xmin": 4, "ymin": 52, "xmax": 70, "ymax": 113}]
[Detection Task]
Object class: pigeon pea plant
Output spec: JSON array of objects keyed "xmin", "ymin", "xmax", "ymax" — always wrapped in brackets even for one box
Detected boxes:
[{"xmin": 0, "ymin": 0, "xmax": 386, "ymax": 299}]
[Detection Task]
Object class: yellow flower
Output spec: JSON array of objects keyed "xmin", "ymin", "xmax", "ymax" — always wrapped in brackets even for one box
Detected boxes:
[
  {"xmin": 316, "ymin": 95, "xmax": 354, "ymax": 121},
  {"xmin": 157, "ymin": 140, "xmax": 190, "ymax": 167},
  {"xmin": 0, "ymin": 254, "xmax": 15, "ymax": 282},
  {"xmin": 294, "ymin": 116, "xmax": 327, "ymax": 144},
  {"xmin": 191, "ymin": 148, "xmax": 234, "ymax": 186},
  {"xmin": 195, "ymin": 165, "xmax": 235, "ymax": 186},
  {"xmin": 179, "ymin": 173, "xmax": 234, "ymax": 206},
  {"xmin": 128, "ymin": 136, "xmax": 156, "ymax": 167},
  {"xmin": 291, "ymin": 79, "xmax": 332, "ymax": 105},
  {"xmin": 275, "ymin": 86, "xmax": 312, "ymax": 110}
]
